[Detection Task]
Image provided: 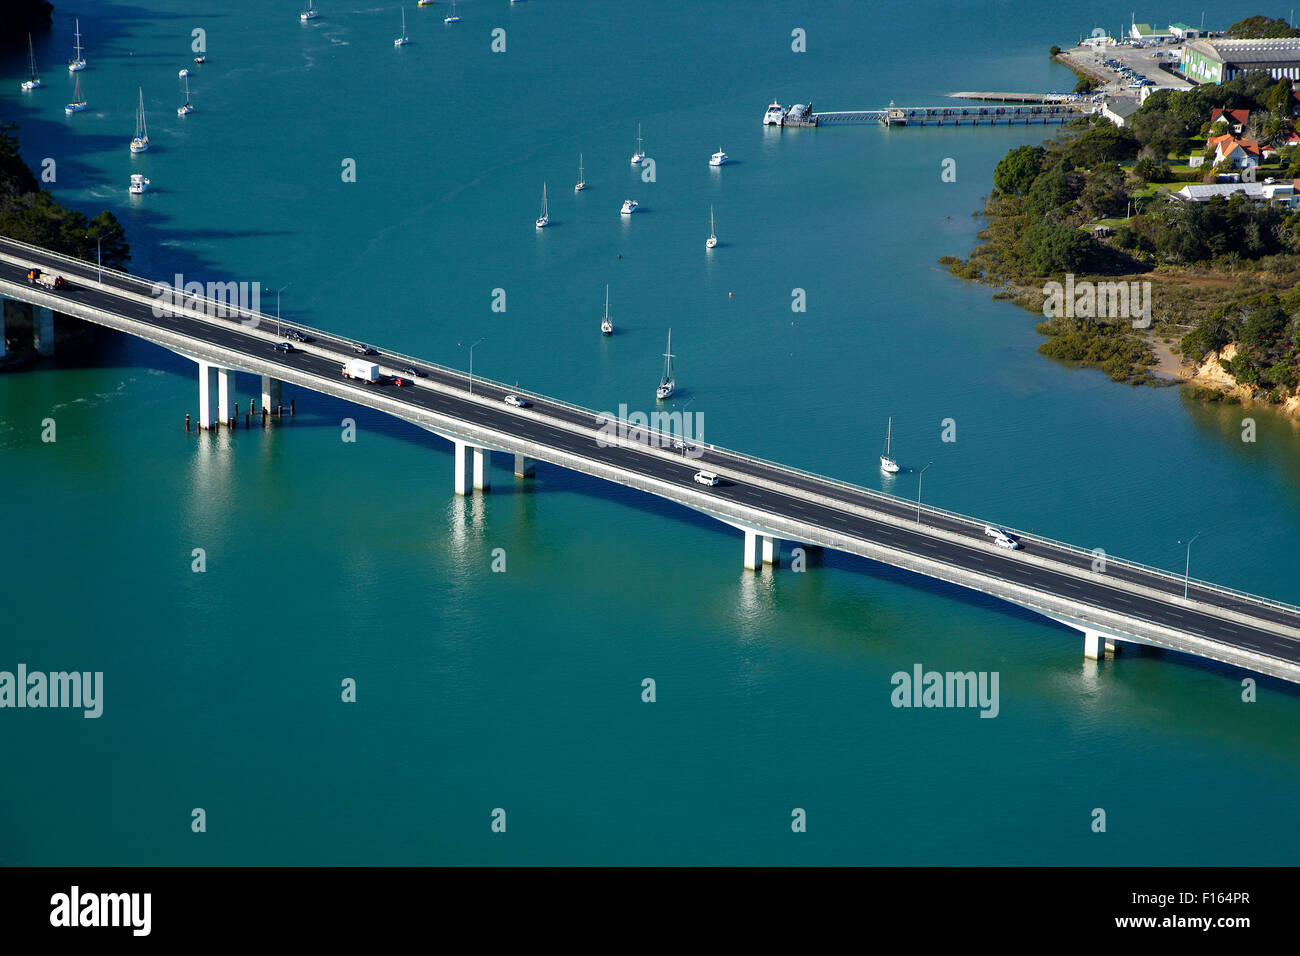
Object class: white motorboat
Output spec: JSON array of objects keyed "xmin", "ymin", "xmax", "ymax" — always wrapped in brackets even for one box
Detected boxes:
[
  {"xmin": 130, "ymin": 88, "xmax": 149, "ymax": 153},
  {"xmin": 763, "ymin": 102, "xmax": 784, "ymax": 125},
  {"xmin": 656, "ymin": 329, "xmax": 675, "ymax": 400},
  {"xmin": 535, "ymin": 182, "xmax": 549, "ymax": 228},
  {"xmin": 620, "ymin": 199, "xmax": 638, "ymax": 215},
  {"xmin": 709, "ymin": 147, "xmax": 728, "ymax": 166},
  {"xmin": 129, "ymin": 173, "xmax": 149, "ymax": 195}
]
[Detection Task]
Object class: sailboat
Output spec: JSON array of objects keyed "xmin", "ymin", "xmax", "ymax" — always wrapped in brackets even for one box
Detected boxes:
[
  {"xmin": 630, "ymin": 123, "xmax": 646, "ymax": 166},
  {"xmin": 64, "ymin": 73, "xmax": 86, "ymax": 114},
  {"xmin": 417, "ymin": 0, "xmax": 434, "ymax": 6},
  {"xmin": 656, "ymin": 330, "xmax": 675, "ymax": 400},
  {"xmin": 300, "ymin": 0, "xmax": 318, "ymax": 22},
  {"xmin": 130, "ymin": 88, "xmax": 149, "ymax": 153},
  {"xmin": 535, "ymin": 183, "xmax": 549, "ymax": 228},
  {"xmin": 574, "ymin": 154, "xmax": 586, "ymax": 192},
  {"xmin": 21, "ymin": 35, "xmax": 41, "ymax": 91},
  {"xmin": 444, "ymin": 0, "xmax": 460, "ymax": 22},
  {"xmin": 395, "ymin": 8, "xmax": 410, "ymax": 46},
  {"xmin": 177, "ymin": 73, "xmax": 194, "ymax": 115},
  {"xmin": 601, "ymin": 285, "xmax": 613, "ymax": 335},
  {"xmin": 880, "ymin": 417, "xmax": 899, "ymax": 474},
  {"xmin": 706, "ymin": 205, "xmax": 718, "ymax": 249},
  {"xmin": 68, "ymin": 19, "xmax": 86, "ymax": 72}
]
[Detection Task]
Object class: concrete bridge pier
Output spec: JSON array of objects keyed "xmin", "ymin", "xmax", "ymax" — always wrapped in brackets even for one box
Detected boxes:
[
  {"xmin": 513, "ymin": 453, "xmax": 535, "ymax": 478},
  {"xmin": 197, "ymin": 361, "xmax": 220, "ymax": 429},
  {"xmin": 1084, "ymin": 629, "xmax": 1119, "ymax": 661},
  {"xmin": 218, "ymin": 367, "xmax": 236, "ymax": 424},
  {"xmin": 33, "ymin": 306, "xmax": 54, "ymax": 356},
  {"xmin": 261, "ymin": 374, "xmax": 282, "ymax": 413},
  {"xmin": 742, "ymin": 529, "xmax": 781, "ymax": 571},
  {"xmin": 453, "ymin": 441, "xmax": 491, "ymax": 495}
]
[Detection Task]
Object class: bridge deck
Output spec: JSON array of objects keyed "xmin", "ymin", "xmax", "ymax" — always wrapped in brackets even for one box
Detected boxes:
[{"xmin": 3, "ymin": 234, "xmax": 1299, "ymax": 684}]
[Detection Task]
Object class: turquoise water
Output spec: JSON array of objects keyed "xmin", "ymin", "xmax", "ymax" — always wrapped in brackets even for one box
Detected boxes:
[{"xmin": 2, "ymin": 1, "xmax": 1299, "ymax": 865}]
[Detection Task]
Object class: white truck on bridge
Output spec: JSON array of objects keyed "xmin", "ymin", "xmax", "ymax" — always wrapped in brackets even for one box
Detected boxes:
[
  {"xmin": 27, "ymin": 268, "xmax": 67, "ymax": 291},
  {"xmin": 342, "ymin": 359, "xmax": 380, "ymax": 383}
]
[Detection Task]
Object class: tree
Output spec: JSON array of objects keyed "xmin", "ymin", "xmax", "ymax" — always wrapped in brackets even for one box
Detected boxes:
[
  {"xmin": 993, "ymin": 144, "xmax": 1046, "ymax": 196},
  {"xmin": 1020, "ymin": 222, "xmax": 1100, "ymax": 274},
  {"xmin": 1226, "ymin": 15, "xmax": 1300, "ymax": 38},
  {"xmin": 1263, "ymin": 78, "xmax": 1296, "ymax": 117}
]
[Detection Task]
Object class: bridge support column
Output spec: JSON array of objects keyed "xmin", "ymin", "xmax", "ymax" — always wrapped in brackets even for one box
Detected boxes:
[
  {"xmin": 453, "ymin": 441, "xmax": 473, "ymax": 495},
  {"xmin": 743, "ymin": 530, "xmax": 762, "ymax": 571},
  {"xmin": 33, "ymin": 306, "xmax": 54, "ymax": 356},
  {"xmin": 218, "ymin": 367, "xmax": 236, "ymax": 424},
  {"xmin": 260, "ymin": 374, "xmax": 282, "ymax": 412},
  {"xmin": 513, "ymin": 453, "xmax": 535, "ymax": 478},
  {"xmin": 473, "ymin": 448, "xmax": 491, "ymax": 492},
  {"xmin": 763, "ymin": 536, "xmax": 781, "ymax": 567},
  {"xmin": 1084, "ymin": 629, "xmax": 1117, "ymax": 661},
  {"xmin": 197, "ymin": 361, "xmax": 219, "ymax": 429}
]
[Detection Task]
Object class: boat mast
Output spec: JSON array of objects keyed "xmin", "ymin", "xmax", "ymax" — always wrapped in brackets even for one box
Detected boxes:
[{"xmin": 662, "ymin": 329, "xmax": 674, "ymax": 384}]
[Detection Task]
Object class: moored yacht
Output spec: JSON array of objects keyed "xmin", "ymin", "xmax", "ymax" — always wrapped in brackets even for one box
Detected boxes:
[
  {"xmin": 601, "ymin": 285, "xmax": 613, "ymax": 335},
  {"xmin": 129, "ymin": 173, "xmax": 149, "ymax": 195},
  {"xmin": 444, "ymin": 0, "xmax": 460, "ymax": 22},
  {"xmin": 64, "ymin": 73, "xmax": 86, "ymax": 113},
  {"xmin": 630, "ymin": 123, "xmax": 645, "ymax": 165},
  {"xmin": 763, "ymin": 102, "xmax": 784, "ymax": 125},
  {"xmin": 395, "ymin": 8, "xmax": 410, "ymax": 45},
  {"xmin": 68, "ymin": 19, "xmax": 86, "ymax": 72},
  {"xmin": 709, "ymin": 147, "xmax": 728, "ymax": 166},
  {"xmin": 535, "ymin": 182, "xmax": 549, "ymax": 228},
  {"xmin": 880, "ymin": 417, "xmax": 900, "ymax": 474},
  {"xmin": 177, "ymin": 73, "xmax": 194, "ymax": 115},
  {"xmin": 656, "ymin": 329, "xmax": 675, "ymax": 400},
  {"xmin": 300, "ymin": 0, "xmax": 318, "ymax": 22},
  {"xmin": 574, "ymin": 154, "xmax": 585, "ymax": 192},
  {"xmin": 130, "ymin": 88, "xmax": 149, "ymax": 153},
  {"xmin": 706, "ymin": 205, "xmax": 718, "ymax": 249},
  {"xmin": 21, "ymin": 35, "xmax": 41, "ymax": 91},
  {"xmin": 620, "ymin": 199, "xmax": 638, "ymax": 215}
]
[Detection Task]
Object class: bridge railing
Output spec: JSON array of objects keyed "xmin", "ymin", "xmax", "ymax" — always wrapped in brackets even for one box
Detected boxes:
[{"xmin": 9, "ymin": 235, "xmax": 1299, "ymax": 620}]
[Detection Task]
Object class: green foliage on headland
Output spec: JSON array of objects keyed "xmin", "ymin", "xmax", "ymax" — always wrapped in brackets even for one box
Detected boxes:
[
  {"xmin": 942, "ymin": 76, "xmax": 1300, "ymax": 402},
  {"xmin": 0, "ymin": 126, "xmax": 129, "ymax": 270},
  {"xmin": 1226, "ymin": 15, "xmax": 1300, "ymax": 39}
]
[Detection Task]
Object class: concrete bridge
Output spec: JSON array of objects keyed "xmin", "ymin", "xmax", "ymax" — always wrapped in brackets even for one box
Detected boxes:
[{"xmin": 4, "ymin": 234, "xmax": 1300, "ymax": 685}]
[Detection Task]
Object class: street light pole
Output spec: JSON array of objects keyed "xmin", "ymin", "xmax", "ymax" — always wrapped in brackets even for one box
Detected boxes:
[
  {"xmin": 1182, "ymin": 531, "xmax": 1202, "ymax": 598},
  {"xmin": 463, "ymin": 337, "xmax": 484, "ymax": 395},
  {"xmin": 84, "ymin": 234, "xmax": 102, "ymax": 283},
  {"xmin": 916, "ymin": 460, "xmax": 934, "ymax": 526}
]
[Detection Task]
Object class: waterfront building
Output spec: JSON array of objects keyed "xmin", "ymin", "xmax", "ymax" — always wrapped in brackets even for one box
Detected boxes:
[
  {"xmin": 1182, "ymin": 37, "xmax": 1300, "ymax": 84},
  {"xmin": 1100, "ymin": 97, "xmax": 1141, "ymax": 127}
]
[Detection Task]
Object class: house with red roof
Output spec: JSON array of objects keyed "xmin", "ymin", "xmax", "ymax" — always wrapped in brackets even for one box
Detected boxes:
[
  {"xmin": 1210, "ymin": 108, "xmax": 1251, "ymax": 135},
  {"xmin": 1206, "ymin": 133, "xmax": 1263, "ymax": 168}
]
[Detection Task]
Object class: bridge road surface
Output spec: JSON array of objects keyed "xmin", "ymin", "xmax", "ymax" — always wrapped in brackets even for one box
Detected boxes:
[{"xmin": 4, "ymin": 237, "xmax": 1300, "ymax": 675}]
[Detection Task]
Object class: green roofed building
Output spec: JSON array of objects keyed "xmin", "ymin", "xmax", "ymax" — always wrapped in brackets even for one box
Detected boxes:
[
  {"xmin": 1129, "ymin": 22, "xmax": 1175, "ymax": 40},
  {"xmin": 1182, "ymin": 37, "xmax": 1300, "ymax": 84},
  {"xmin": 1169, "ymin": 22, "xmax": 1201, "ymax": 40}
]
